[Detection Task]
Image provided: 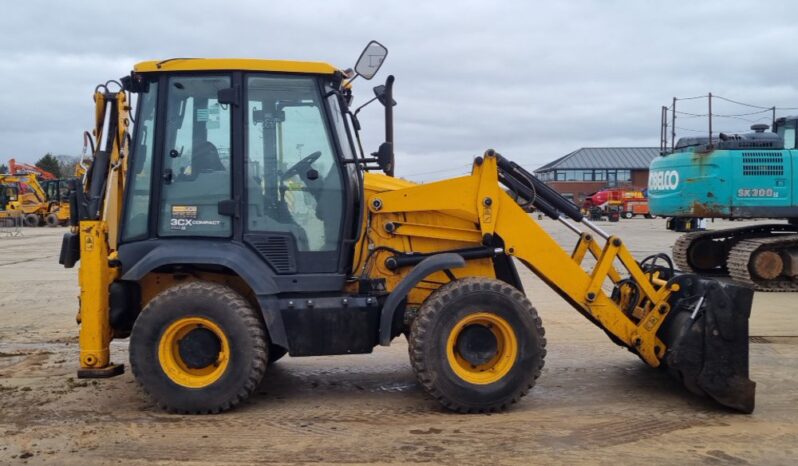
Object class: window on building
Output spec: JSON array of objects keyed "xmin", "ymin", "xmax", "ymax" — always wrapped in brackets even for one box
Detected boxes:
[{"xmin": 607, "ymin": 171, "xmax": 617, "ymax": 186}]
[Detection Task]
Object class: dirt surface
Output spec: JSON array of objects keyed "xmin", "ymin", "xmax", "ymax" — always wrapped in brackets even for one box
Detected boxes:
[{"xmin": 1, "ymin": 219, "xmax": 797, "ymax": 465}]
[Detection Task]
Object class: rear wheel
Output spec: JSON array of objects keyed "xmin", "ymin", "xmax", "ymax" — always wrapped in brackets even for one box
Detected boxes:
[
  {"xmin": 45, "ymin": 213, "xmax": 60, "ymax": 227},
  {"xmin": 130, "ymin": 281, "xmax": 268, "ymax": 414},
  {"xmin": 409, "ymin": 277, "xmax": 546, "ymax": 413},
  {"xmin": 23, "ymin": 214, "xmax": 40, "ymax": 227},
  {"xmin": 624, "ymin": 212, "xmax": 634, "ymax": 219}
]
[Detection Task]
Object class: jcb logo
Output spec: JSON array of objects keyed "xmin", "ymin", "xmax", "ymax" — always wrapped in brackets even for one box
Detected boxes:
[{"xmin": 649, "ymin": 170, "xmax": 680, "ymax": 191}]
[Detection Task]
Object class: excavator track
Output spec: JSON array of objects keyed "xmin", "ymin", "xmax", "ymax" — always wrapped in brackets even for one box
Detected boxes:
[
  {"xmin": 672, "ymin": 223, "xmax": 798, "ymax": 290},
  {"xmin": 728, "ymin": 235, "xmax": 798, "ymax": 292},
  {"xmin": 672, "ymin": 230, "xmax": 718, "ymax": 274}
]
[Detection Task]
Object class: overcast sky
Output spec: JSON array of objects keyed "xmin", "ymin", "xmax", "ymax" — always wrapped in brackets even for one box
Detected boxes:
[{"xmin": 2, "ymin": 1, "xmax": 796, "ymax": 180}]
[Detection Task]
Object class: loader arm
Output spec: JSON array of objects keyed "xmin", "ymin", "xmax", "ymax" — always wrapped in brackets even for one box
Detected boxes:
[
  {"xmin": 369, "ymin": 152, "xmax": 672, "ymax": 365},
  {"xmin": 367, "ymin": 150, "xmax": 755, "ymax": 412}
]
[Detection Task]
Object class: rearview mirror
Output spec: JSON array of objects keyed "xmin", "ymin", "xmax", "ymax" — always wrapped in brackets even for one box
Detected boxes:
[
  {"xmin": 355, "ymin": 41, "xmax": 388, "ymax": 80},
  {"xmin": 373, "ymin": 142, "xmax": 394, "ymax": 175},
  {"xmin": 372, "ymin": 85, "xmax": 397, "ymax": 107}
]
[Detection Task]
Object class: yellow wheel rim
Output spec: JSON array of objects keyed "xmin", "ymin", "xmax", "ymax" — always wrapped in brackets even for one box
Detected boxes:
[
  {"xmin": 446, "ymin": 312, "xmax": 518, "ymax": 385},
  {"xmin": 158, "ymin": 316, "xmax": 230, "ymax": 388}
]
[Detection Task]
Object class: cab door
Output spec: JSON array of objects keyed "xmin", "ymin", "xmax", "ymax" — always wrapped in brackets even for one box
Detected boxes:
[
  {"xmin": 158, "ymin": 75, "xmax": 233, "ymax": 238},
  {"xmin": 244, "ymin": 75, "xmax": 345, "ymax": 273}
]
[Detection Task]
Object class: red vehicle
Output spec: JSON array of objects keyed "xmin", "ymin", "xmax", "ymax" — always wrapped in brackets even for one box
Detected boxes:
[{"xmin": 583, "ymin": 187, "xmax": 652, "ymax": 219}]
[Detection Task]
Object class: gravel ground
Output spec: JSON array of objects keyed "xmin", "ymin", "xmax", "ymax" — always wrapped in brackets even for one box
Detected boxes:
[{"xmin": 0, "ymin": 218, "xmax": 796, "ymax": 465}]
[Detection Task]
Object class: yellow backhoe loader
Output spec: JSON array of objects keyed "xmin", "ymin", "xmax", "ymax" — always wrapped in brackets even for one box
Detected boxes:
[
  {"xmin": 0, "ymin": 183, "xmax": 22, "ymax": 226},
  {"xmin": 40, "ymin": 178, "xmax": 72, "ymax": 226},
  {"xmin": 60, "ymin": 42, "xmax": 755, "ymax": 414},
  {"xmin": 0, "ymin": 173, "xmax": 49, "ymax": 226}
]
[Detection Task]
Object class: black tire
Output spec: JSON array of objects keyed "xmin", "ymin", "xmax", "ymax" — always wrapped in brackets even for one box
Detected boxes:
[
  {"xmin": 23, "ymin": 214, "xmax": 40, "ymax": 227},
  {"xmin": 130, "ymin": 281, "xmax": 268, "ymax": 414},
  {"xmin": 409, "ymin": 277, "xmax": 546, "ymax": 413},
  {"xmin": 267, "ymin": 344, "xmax": 287, "ymax": 364},
  {"xmin": 45, "ymin": 213, "xmax": 60, "ymax": 227},
  {"xmin": 624, "ymin": 212, "xmax": 634, "ymax": 219}
]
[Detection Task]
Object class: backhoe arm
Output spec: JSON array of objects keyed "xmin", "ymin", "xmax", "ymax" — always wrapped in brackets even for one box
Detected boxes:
[{"xmin": 60, "ymin": 87, "xmax": 130, "ymax": 378}]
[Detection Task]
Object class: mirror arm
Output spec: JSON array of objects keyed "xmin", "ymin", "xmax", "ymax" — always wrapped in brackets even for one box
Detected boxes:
[{"xmin": 354, "ymin": 96, "xmax": 378, "ymax": 116}]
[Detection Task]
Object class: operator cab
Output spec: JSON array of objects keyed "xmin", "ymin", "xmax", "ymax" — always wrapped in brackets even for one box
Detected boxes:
[
  {"xmin": 119, "ymin": 43, "xmax": 390, "ymax": 280},
  {"xmin": 0, "ymin": 185, "xmax": 19, "ymax": 210}
]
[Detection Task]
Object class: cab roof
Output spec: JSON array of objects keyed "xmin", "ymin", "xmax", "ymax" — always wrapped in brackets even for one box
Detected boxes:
[{"xmin": 134, "ymin": 58, "xmax": 340, "ymax": 75}]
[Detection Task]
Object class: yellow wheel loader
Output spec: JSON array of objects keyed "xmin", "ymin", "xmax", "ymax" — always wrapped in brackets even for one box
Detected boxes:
[{"xmin": 60, "ymin": 42, "xmax": 756, "ymax": 414}]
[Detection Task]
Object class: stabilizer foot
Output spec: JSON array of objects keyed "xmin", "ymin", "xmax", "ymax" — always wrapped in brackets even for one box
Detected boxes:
[{"xmin": 78, "ymin": 363, "xmax": 125, "ymax": 379}]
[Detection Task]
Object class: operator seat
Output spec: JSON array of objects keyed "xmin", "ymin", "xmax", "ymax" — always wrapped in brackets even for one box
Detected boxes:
[{"xmin": 193, "ymin": 141, "xmax": 225, "ymax": 173}]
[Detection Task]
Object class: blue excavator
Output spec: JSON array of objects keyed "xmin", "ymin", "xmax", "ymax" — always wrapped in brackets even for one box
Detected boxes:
[{"xmin": 649, "ymin": 118, "xmax": 798, "ymax": 291}]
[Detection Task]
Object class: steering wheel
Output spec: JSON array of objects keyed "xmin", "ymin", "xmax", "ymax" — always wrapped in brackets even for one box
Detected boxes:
[{"xmin": 281, "ymin": 151, "xmax": 322, "ymax": 181}]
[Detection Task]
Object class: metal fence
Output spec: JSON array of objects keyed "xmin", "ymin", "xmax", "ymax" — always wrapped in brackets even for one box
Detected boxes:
[{"xmin": 0, "ymin": 211, "xmax": 23, "ymax": 237}]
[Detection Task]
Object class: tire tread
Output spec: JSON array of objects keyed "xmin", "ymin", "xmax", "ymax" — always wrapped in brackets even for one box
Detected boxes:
[
  {"xmin": 408, "ymin": 277, "xmax": 546, "ymax": 413},
  {"xmin": 130, "ymin": 281, "xmax": 268, "ymax": 414}
]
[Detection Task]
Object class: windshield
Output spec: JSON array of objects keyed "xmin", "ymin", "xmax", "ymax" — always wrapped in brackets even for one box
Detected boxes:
[{"xmin": 326, "ymin": 90, "xmax": 358, "ymax": 160}]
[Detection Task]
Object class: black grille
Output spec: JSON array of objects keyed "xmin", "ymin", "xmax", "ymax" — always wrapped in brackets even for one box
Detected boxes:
[
  {"xmin": 245, "ymin": 234, "xmax": 296, "ymax": 274},
  {"xmin": 742, "ymin": 152, "xmax": 784, "ymax": 176}
]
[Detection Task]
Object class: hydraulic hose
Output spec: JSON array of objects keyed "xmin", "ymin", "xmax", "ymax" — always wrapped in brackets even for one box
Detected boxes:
[{"xmin": 495, "ymin": 154, "xmax": 584, "ymax": 222}]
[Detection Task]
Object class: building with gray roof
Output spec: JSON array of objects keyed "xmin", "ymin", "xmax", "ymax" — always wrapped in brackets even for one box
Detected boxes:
[{"xmin": 534, "ymin": 147, "xmax": 660, "ymax": 204}]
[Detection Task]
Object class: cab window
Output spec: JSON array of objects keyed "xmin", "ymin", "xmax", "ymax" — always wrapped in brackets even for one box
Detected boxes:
[
  {"xmin": 122, "ymin": 81, "xmax": 158, "ymax": 241},
  {"xmin": 778, "ymin": 124, "xmax": 796, "ymax": 150},
  {"xmin": 245, "ymin": 75, "xmax": 344, "ymax": 254},
  {"xmin": 158, "ymin": 76, "xmax": 232, "ymax": 237}
]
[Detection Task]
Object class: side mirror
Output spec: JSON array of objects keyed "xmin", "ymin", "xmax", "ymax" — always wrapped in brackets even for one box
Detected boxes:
[
  {"xmin": 354, "ymin": 40, "xmax": 388, "ymax": 80},
  {"xmin": 372, "ymin": 85, "xmax": 397, "ymax": 107},
  {"xmin": 373, "ymin": 142, "xmax": 394, "ymax": 175}
]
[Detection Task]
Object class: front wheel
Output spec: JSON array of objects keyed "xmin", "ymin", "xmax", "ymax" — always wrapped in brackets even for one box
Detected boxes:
[
  {"xmin": 624, "ymin": 212, "xmax": 634, "ymax": 219},
  {"xmin": 408, "ymin": 277, "xmax": 546, "ymax": 413},
  {"xmin": 130, "ymin": 281, "xmax": 268, "ymax": 414}
]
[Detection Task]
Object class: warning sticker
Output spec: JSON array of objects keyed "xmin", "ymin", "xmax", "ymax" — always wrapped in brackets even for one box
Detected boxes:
[{"xmin": 171, "ymin": 205, "xmax": 198, "ymax": 219}]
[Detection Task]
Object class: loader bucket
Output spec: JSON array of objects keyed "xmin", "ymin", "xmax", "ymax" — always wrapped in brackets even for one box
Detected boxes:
[{"xmin": 658, "ymin": 275, "xmax": 756, "ymax": 413}]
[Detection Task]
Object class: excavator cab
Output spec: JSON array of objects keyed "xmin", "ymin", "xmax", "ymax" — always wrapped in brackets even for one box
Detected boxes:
[{"xmin": 61, "ymin": 42, "xmax": 755, "ymax": 415}]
